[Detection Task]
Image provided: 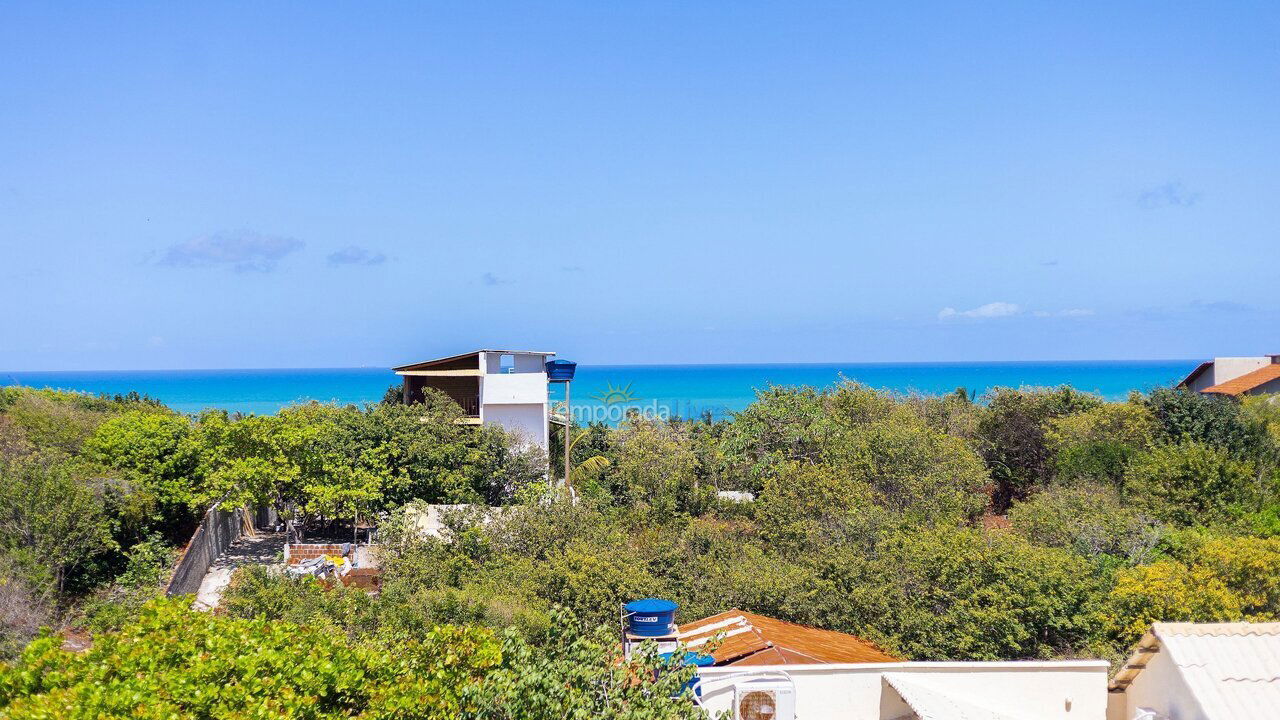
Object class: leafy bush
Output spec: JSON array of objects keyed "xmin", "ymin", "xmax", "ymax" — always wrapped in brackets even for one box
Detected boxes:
[
  {"xmin": 806, "ymin": 527, "xmax": 1104, "ymax": 660},
  {"xmin": 1145, "ymin": 387, "xmax": 1264, "ymax": 458},
  {"xmin": 0, "ymin": 599, "xmax": 702, "ymax": 720},
  {"xmin": 1045, "ymin": 402, "xmax": 1156, "ymax": 486},
  {"xmin": 1008, "ymin": 483, "xmax": 1163, "ymax": 565},
  {"xmin": 978, "ymin": 386, "xmax": 1103, "ymax": 510},
  {"xmin": 0, "ymin": 455, "xmax": 115, "ymax": 595},
  {"xmin": 1124, "ymin": 441, "xmax": 1260, "ymax": 526}
]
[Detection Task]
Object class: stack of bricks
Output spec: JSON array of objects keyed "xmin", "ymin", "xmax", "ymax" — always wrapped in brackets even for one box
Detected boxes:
[{"xmin": 285, "ymin": 543, "xmax": 349, "ymax": 565}]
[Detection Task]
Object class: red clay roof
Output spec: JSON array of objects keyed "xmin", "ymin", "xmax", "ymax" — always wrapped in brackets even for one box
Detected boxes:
[
  {"xmin": 1202, "ymin": 364, "xmax": 1280, "ymax": 396},
  {"xmin": 676, "ymin": 609, "xmax": 897, "ymax": 666}
]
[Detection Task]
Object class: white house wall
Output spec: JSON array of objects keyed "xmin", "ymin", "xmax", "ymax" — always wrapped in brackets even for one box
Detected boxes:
[
  {"xmin": 696, "ymin": 661, "xmax": 1109, "ymax": 720},
  {"xmin": 481, "ymin": 403, "xmax": 548, "ymax": 451},
  {"xmin": 1108, "ymin": 649, "xmax": 1205, "ymax": 720},
  {"xmin": 481, "ymin": 373, "xmax": 549, "ymax": 405}
]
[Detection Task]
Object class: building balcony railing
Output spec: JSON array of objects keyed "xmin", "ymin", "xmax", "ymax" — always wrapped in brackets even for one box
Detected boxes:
[{"xmin": 457, "ymin": 396, "xmax": 480, "ymax": 417}]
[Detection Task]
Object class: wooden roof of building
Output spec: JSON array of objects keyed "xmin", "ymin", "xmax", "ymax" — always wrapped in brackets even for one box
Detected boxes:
[
  {"xmin": 676, "ymin": 609, "xmax": 898, "ymax": 666},
  {"xmin": 393, "ymin": 349, "xmax": 555, "ymax": 372},
  {"xmin": 1202, "ymin": 364, "xmax": 1280, "ymax": 396}
]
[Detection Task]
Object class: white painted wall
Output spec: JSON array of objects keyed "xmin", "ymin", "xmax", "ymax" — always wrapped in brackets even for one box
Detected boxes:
[
  {"xmin": 481, "ymin": 372, "xmax": 549, "ymax": 405},
  {"xmin": 481, "ymin": 351, "xmax": 550, "ymax": 375},
  {"xmin": 481, "ymin": 402, "xmax": 548, "ymax": 451},
  {"xmin": 1184, "ymin": 370, "xmax": 1217, "ymax": 393},
  {"xmin": 1107, "ymin": 650, "xmax": 1205, "ymax": 720},
  {"xmin": 696, "ymin": 661, "xmax": 1109, "ymax": 720},
  {"xmin": 474, "ymin": 353, "xmax": 552, "ymax": 453},
  {"xmin": 514, "ymin": 353, "xmax": 546, "ymax": 373}
]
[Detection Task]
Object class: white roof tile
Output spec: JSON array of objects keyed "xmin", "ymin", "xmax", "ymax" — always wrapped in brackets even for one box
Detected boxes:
[{"xmin": 1154, "ymin": 622, "xmax": 1280, "ymax": 720}]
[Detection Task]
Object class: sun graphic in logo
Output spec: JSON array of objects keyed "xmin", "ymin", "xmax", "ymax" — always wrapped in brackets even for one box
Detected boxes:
[{"xmin": 590, "ymin": 381, "xmax": 639, "ymax": 405}]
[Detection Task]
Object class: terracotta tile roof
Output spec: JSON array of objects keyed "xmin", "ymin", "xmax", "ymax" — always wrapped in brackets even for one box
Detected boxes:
[
  {"xmin": 1202, "ymin": 364, "xmax": 1280, "ymax": 396},
  {"xmin": 676, "ymin": 609, "xmax": 897, "ymax": 666}
]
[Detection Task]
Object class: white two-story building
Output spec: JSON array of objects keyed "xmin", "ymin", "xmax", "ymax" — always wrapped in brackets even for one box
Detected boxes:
[{"xmin": 394, "ymin": 349, "xmax": 557, "ymax": 451}]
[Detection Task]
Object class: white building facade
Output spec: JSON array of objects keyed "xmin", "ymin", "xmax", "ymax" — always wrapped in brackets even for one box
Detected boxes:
[
  {"xmin": 695, "ymin": 660, "xmax": 1109, "ymax": 720},
  {"xmin": 394, "ymin": 349, "xmax": 556, "ymax": 452}
]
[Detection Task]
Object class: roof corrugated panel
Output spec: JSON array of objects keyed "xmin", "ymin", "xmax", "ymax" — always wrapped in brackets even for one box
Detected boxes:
[
  {"xmin": 1155, "ymin": 622, "xmax": 1280, "ymax": 720},
  {"xmin": 1111, "ymin": 623, "xmax": 1280, "ymax": 719},
  {"xmin": 1202, "ymin": 364, "xmax": 1280, "ymax": 396},
  {"xmin": 676, "ymin": 609, "xmax": 897, "ymax": 666}
]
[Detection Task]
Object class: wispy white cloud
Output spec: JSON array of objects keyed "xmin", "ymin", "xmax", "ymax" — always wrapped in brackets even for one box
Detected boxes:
[
  {"xmin": 938, "ymin": 302, "xmax": 1021, "ymax": 320},
  {"xmin": 941, "ymin": 302, "xmax": 1094, "ymax": 321},
  {"xmin": 159, "ymin": 230, "xmax": 304, "ymax": 272}
]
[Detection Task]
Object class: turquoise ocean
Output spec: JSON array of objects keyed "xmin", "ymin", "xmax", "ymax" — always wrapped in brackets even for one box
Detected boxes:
[{"xmin": 4, "ymin": 361, "xmax": 1197, "ymax": 421}]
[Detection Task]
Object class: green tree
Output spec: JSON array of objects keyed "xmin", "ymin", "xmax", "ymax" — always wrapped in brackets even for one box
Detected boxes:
[
  {"xmin": 720, "ymin": 386, "xmax": 832, "ymax": 490},
  {"xmin": 1124, "ymin": 441, "xmax": 1259, "ymax": 526},
  {"xmin": 609, "ymin": 418, "xmax": 699, "ymax": 513},
  {"xmin": 1045, "ymin": 402, "xmax": 1156, "ymax": 486},
  {"xmin": 0, "ymin": 598, "xmax": 503, "ymax": 719},
  {"xmin": 1105, "ymin": 560, "xmax": 1245, "ymax": 648},
  {"xmin": 0, "ymin": 456, "xmax": 114, "ymax": 595},
  {"xmin": 1007, "ymin": 482, "xmax": 1162, "ymax": 564},
  {"xmin": 1145, "ymin": 387, "xmax": 1263, "ymax": 457},
  {"xmin": 977, "ymin": 386, "xmax": 1103, "ymax": 510},
  {"xmin": 82, "ymin": 411, "xmax": 202, "ymax": 540},
  {"xmin": 821, "ymin": 527, "xmax": 1104, "ymax": 660},
  {"xmin": 823, "ymin": 406, "xmax": 989, "ymax": 526},
  {"xmin": 756, "ymin": 463, "xmax": 878, "ymax": 554},
  {"xmin": 1102, "ymin": 534, "xmax": 1280, "ymax": 649},
  {"xmin": 0, "ymin": 600, "xmax": 702, "ymax": 720}
]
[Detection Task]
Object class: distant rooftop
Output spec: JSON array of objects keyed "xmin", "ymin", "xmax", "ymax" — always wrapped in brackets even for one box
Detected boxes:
[
  {"xmin": 393, "ymin": 349, "xmax": 555, "ymax": 373},
  {"xmin": 1203, "ymin": 364, "xmax": 1280, "ymax": 396},
  {"xmin": 677, "ymin": 609, "xmax": 897, "ymax": 666}
]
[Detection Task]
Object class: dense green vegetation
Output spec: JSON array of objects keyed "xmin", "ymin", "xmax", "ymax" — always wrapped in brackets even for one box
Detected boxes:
[
  {"xmin": 3, "ymin": 380, "xmax": 1280, "ymax": 717},
  {"xmin": 0, "ymin": 386, "xmax": 543, "ymax": 655},
  {"xmin": 0, "ymin": 599, "xmax": 701, "ymax": 720}
]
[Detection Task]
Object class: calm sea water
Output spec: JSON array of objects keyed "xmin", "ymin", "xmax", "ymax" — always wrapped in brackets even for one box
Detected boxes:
[{"xmin": 3, "ymin": 361, "xmax": 1196, "ymax": 420}]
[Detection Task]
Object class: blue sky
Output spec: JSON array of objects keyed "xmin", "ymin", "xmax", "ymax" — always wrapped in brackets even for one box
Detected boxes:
[{"xmin": 1, "ymin": 2, "xmax": 1277, "ymax": 370}]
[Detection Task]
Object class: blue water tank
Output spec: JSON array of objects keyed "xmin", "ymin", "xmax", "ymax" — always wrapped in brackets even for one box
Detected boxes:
[
  {"xmin": 545, "ymin": 359, "xmax": 577, "ymax": 381},
  {"xmin": 658, "ymin": 651, "xmax": 716, "ymax": 697},
  {"xmin": 625, "ymin": 597, "xmax": 678, "ymax": 636}
]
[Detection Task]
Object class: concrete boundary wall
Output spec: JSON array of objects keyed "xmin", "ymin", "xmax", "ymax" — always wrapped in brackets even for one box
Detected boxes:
[{"xmin": 166, "ymin": 503, "xmax": 254, "ymax": 596}]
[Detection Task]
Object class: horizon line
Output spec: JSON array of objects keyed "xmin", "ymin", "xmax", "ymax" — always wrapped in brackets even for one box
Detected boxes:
[{"xmin": 2, "ymin": 357, "xmax": 1202, "ymax": 375}]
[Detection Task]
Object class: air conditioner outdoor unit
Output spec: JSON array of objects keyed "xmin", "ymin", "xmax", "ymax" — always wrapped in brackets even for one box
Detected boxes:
[{"xmin": 734, "ymin": 680, "xmax": 795, "ymax": 720}]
